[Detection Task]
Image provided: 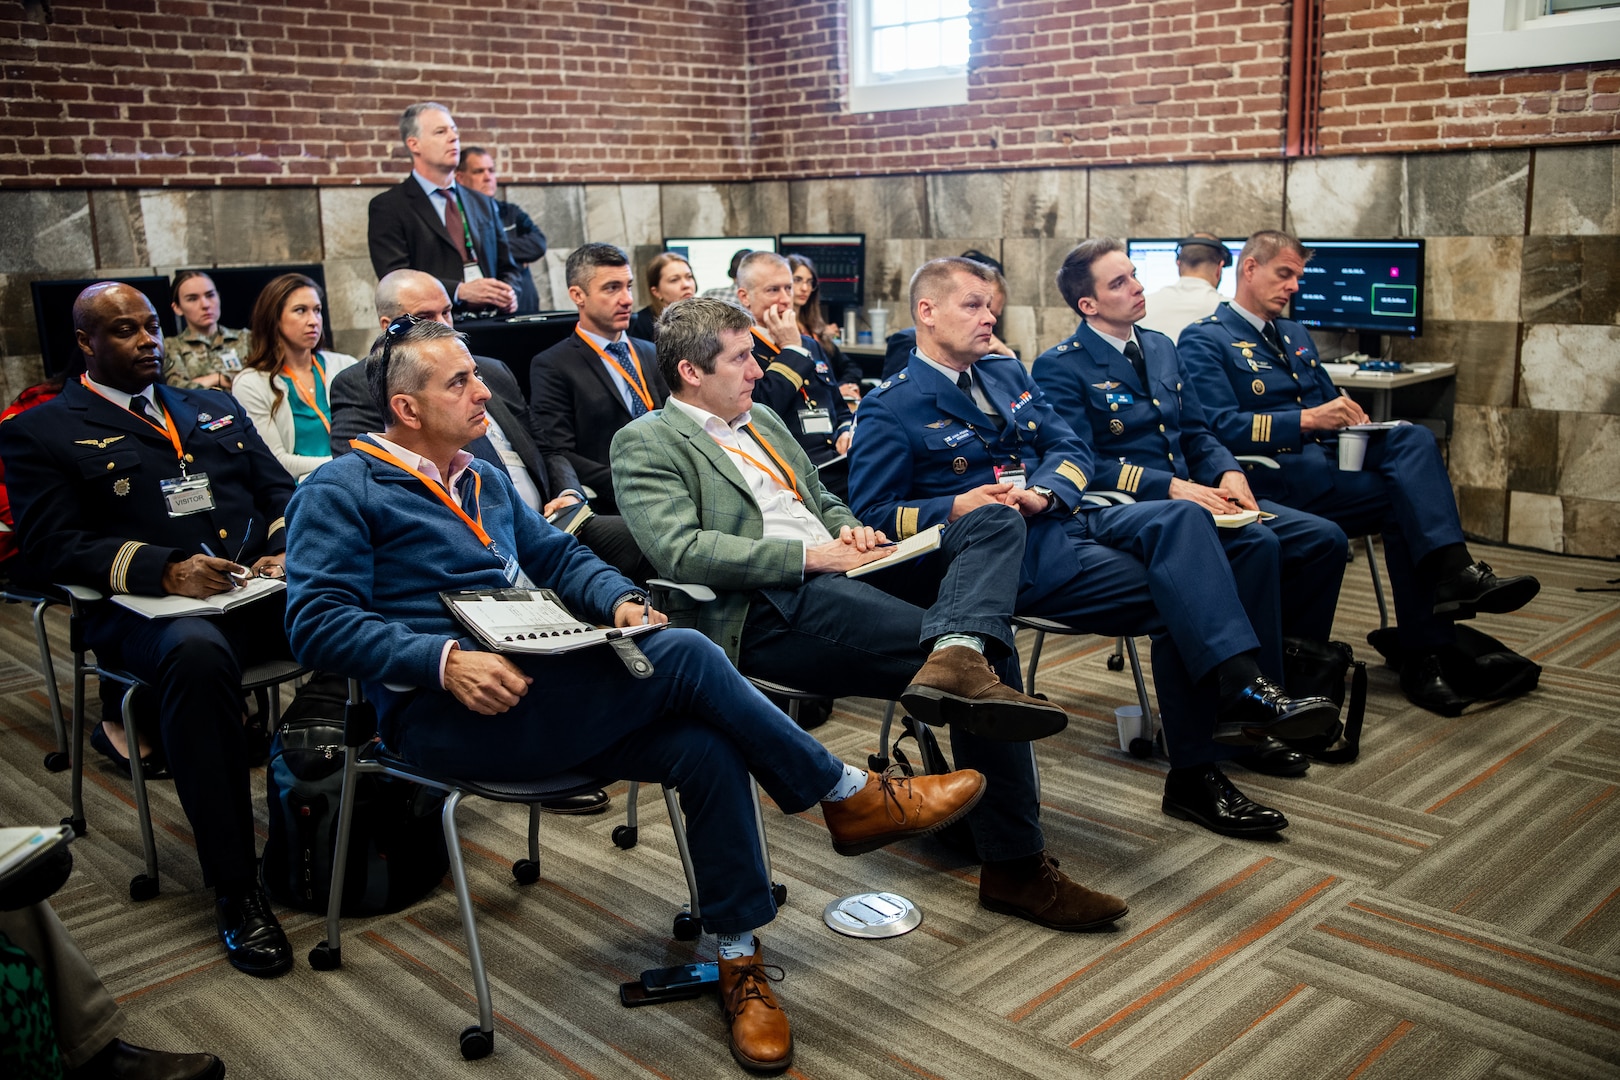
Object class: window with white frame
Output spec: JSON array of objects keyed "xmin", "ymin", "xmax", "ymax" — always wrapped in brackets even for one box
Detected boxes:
[
  {"xmin": 1466, "ymin": 0, "xmax": 1620, "ymax": 72},
  {"xmin": 849, "ymin": 0, "xmax": 971, "ymax": 114}
]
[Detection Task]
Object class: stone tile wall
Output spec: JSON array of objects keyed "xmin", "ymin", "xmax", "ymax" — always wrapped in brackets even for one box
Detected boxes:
[{"xmin": 2, "ymin": 145, "xmax": 1614, "ymax": 555}]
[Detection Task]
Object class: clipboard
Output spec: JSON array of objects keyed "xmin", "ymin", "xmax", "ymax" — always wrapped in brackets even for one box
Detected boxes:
[{"xmin": 440, "ymin": 587, "xmax": 662, "ymax": 656}]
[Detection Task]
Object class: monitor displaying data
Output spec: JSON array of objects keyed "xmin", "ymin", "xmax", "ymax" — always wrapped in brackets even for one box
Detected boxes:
[
  {"xmin": 777, "ymin": 233, "xmax": 865, "ymax": 307},
  {"xmin": 662, "ymin": 236, "xmax": 776, "ymax": 297},
  {"xmin": 1292, "ymin": 239, "xmax": 1425, "ymax": 338},
  {"xmin": 1125, "ymin": 237, "xmax": 1246, "ymax": 297}
]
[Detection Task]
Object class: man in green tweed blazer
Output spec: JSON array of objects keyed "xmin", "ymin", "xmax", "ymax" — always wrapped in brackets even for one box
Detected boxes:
[{"xmin": 611, "ymin": 296, "xmax": 1130, "ymax": 936}]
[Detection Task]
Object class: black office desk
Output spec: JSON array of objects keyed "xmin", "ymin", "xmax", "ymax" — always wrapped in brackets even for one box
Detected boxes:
[{"xmin": 455, "ymin": 312, "xmax": 579, "ymax": 402}]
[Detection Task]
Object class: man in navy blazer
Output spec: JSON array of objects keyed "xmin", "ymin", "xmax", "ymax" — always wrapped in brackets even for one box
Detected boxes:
[
  {"xmin": 1178, "ymin": 231, "xmax": 1539, "ymax": 715},
  {"xmin": 1033, "ymin": 239, "xmax": 1349, "ymax": 777},
  {"xmin": 849, "ymin": 258, "xmax": 1340, "ymax": 839},
  {"xmin": 367, "ymin": 102, "xmax": 522, "ymax": 315},
  {"xmin": 0, "ymin": 283, "xmax": 297, "ymax": 979}
]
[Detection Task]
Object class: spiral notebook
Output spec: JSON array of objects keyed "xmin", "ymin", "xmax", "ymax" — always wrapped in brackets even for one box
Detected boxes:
[{"xmin": 440, "ymin": 587, "xmax": 661, "ymax": 655}]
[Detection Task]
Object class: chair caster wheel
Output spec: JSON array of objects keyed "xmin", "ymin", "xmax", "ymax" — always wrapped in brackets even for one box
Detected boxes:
[
  {"xmin": 1129, "ymin": 737, "xmax": 1154, "ymax": 759},
  {"xmin": 511, "ymin": 859, "xmax": 540, "ymax": 885},
  {"xmin": 459, "ymin": 1026, "xmax": 493, "ymax": 1060},
  {"xmin": 62, "ymin": 816, "xmax": 86, "ymax": 837},
  {"xmin": 673, "ymin": 911, "xmax": 701, "ymax": 941},
  {"xmin": 1106, "ymin": 654, "xmax": 1125, "ymax": 672},
  {"xmin": 43, "ymin": 751, "xmax": 69, "ymax": 772},
  {"xmin": 866, "ymin": 753, "xmax": 890, "ymax": 772},
  {"xmin": 611, "ymin": 825, "xmax": 638, "ymax": 850},
  {"xmin": 129, "ymin": 874, "xmax": 158, "ymax": 902},
  {"xmin": 309, "ymin": 943, "xmax": 341, "ymax": 970},
  {"xmin": 771, "ymin": 882, "xmax": 787, "ymax": 906}
]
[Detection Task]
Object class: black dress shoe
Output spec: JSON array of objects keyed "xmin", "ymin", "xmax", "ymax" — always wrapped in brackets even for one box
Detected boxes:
[
  {"xmin": 1162, "ymin": 766, "xmax": 1288, "ymax": 837},
  {"xmin": 1237, "ymin": 736, "xmax": 1310, "ymax": 777},
  {"xmin": 1433, "ymin": 561, "xmax": 1540, "ymax": 619},
  {"xmin": 1400, "ymin": 652, "xmax": 1475, "ymax": 717},
  {"xmin": 540, "ymin": 789, "xmax": 610, "ymax": 815},
  {"xmin": 67, "ymin": 1039, "xmax": 223, "ymax": 1080},
  {"xmin": 1214, "ymin": 675, "xmax": 1338, "ymax": 746},
  {"xmin": 89, "ymin": 722, "xmax": 170, "ymax": 781},
  {"xmin": 215, "ymin": 887, "xmax": 293, "ymax": 978}
]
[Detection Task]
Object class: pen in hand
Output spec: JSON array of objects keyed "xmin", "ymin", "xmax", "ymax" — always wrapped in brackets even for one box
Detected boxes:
[{"xmin": 642, "ymin": 599, "xmax": 650, "ymax": 626}]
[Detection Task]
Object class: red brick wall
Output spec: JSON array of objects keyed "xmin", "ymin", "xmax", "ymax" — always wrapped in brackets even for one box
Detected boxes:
[{"xmin": 0, "ymin": 0, "xmax": 750, "ymax": 186}]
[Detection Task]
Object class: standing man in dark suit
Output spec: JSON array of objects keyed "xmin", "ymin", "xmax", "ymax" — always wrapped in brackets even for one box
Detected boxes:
[
  {"xmin": 528, "ymin": 243, "xmax": 668, "ymax": 514},
  {"xmin": 367, "ymin": 102, "xmax": 521, "ymax": 315},
  {"xmin": 456, "ymin": 145, "xmax": 545, "ymax": 315},
  {"xmin": 0, "ymin": 283, "xmax": 296, "ymax": 978}
]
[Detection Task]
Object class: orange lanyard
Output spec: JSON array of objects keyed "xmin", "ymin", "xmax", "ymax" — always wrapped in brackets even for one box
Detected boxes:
[
  {"xmin": 721, "ymin": 424, "xmax": 802, "ymax": 502},
  {"xmin": 79, "ymin": 375, "xmax": 185, "ymax": 464},
  {"xmin": 350, "ymin": 440, "xmax": 494, "ymax": 549},
  {"xmin": 575, "ymin": 327, "xmax": 654, "ymax": 413},
  {"xmin": 750, "ymin": 326, "xmax": 780, "ymax": 355},
  {"xmin": 282, "ymin": 355, "xmax": 330, "ymax": 432}
]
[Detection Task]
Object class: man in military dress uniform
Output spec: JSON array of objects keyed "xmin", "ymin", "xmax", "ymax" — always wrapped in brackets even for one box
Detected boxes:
[
  {"xmin": 1033, "ymin": 239, "xmax": 1349, "ymax": 776},
  {"xmin": 0, "ymin": 283, "xmax": 298, "ymax": 979},
  {"xmin": 1178, "ymin": 231, "xmax": 1540, "ymax": 714},
  {"xmin": 849, "ymin": 257, "xmax": 1339, "ymax": 837}
]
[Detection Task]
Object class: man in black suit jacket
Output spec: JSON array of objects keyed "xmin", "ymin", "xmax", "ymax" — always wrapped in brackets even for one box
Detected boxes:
[
  {"xmin": 367, "ymin": 103, "xmax": 522, "ymax": 315},
  {"xmin": 0, "ymin": 283, "xmax": 297, "ymax": 979},
  {"xmin": 528, "ymin": 243, "xmax": 669, "ymax": 514},
  {"xmin": 457, "ymin": 145, "xmax": 545, "ymax": 315}
]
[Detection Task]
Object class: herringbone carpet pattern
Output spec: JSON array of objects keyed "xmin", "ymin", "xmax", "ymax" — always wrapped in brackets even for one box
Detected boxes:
[{"xmin": 1, "ymin": 540, "xmax": 1616, "ymax": 1079}]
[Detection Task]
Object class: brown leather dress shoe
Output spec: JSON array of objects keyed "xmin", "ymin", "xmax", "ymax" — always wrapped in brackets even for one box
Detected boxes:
[
  {"xmin": 979, "ymin": 852, "xmax": 1129, "ymax": 930},
  {"xmin": 66, "ymin": 1039, "xmax": 224, "ymax": 1080},
  {"xmin": 717, "ymin": 940, "xmax": 793, "ymax": 1073},
  {"xmin": 821, "ymin": 766, "xmax": 985, "ymax": 856},
  {"xmin": 901, "ymin": 645, "xmax": 1069, "ymax": 741}
]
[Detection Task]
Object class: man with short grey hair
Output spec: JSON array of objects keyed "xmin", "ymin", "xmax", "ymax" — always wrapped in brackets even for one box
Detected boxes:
[{"xmin": 368, "ymin": 102, "xmax": 522, "ymax": 314}]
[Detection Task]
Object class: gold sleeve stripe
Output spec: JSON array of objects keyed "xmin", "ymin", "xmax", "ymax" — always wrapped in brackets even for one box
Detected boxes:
[
  {"xmin": 1055, "ymin": 460, "xmax": 1087, "ymax": 492},
  {"xmin": 766, "ymin": 362, "xmax": 805, "ymax": 391},
  {"xmin": 268, "ymin": 516, "xmax": 287, "ymax": 536},
  {"xmin": 109, "ymin": 541, "xmax": 144, "ymax": 594},
  {"xmin": 1251, "ymin": 414, "xmax": 1272, "ymax": 443},
  {"xmin": 1118, "ymin": 464, "xmax": 1143, "ymax": 493},
  {"xmin": 895, "ymin": 506, "xmax": 920, "ymax": 540}
]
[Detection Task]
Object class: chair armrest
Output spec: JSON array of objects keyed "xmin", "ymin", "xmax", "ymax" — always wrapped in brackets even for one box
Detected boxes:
[
  {"xmin": 1234, "ymin": 455, "xmax": 1281, "ymax": 470},
  {"xmin": 647, "ymin": 578, "xmax": 717, "ymax": 605},
  {"xmin": 580, "ymin": 485, "xmax": 598, "ymax": 501},
  {"xmin": 60, "ymin": 583, "xmax": 103, "ymax": 602},
  {"xmin": 1082, "ymin": 490, "xmax": 1136, "ymax": 507}
]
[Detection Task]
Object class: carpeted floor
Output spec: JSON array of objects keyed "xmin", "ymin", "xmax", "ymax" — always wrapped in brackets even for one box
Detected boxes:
[{"xmin": 2, "ymin": 540, "xmax": 1617, "ymax": 1079}]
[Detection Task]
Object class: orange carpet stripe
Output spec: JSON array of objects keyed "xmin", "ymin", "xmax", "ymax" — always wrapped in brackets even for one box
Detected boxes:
[
  {"xmin": 498, "ymin": 1012, "xmax": 597, "ymax": 1080},
  {"xmin": 1579, "ymin": 635, "xmax": 1620, "ymax": 670},
  {"xmin": 1317, "ymin": 925, "xmax": 1620, "ymax": 1031},
  {"xmin": 1425, "ymin": 720, "xmax": 1567, "ymax": 813},
  {"xmin": 1562, "ymin": 785, "xmax": 1617, "ymax": 828},
  {"xmin": 1347, "ymin": 901, "xmax": 1620, "ymax": 990},
  {"xmin": 1008, "ymin": 857, "xmax": 1276, "ymax": 1023},
  {"xmin": 1564, "ymin": 884, "xmax": 1620, "ymax": 943},
  {"xmin": 884, "ymin": 1052, "xmax": 951, "ymax": 1080},
  {"xmin": 1531, "ymin": 607, "xmax": 1620, "ymax": 662},
  {"xmin": 1179, "ymin": 982, "xmax": 1309, "ymax": 1079},
  {"xmin": 113, "ymin": 952, "xmax": 229, "ymax": 1004},
  {"xmin": 1345, "ymin": 1019, "xmax": 1415, "ymax": 1079},
  {"xmin": 1067, "ymin": 873, "xmax": 1337, "ymax": 1048}
]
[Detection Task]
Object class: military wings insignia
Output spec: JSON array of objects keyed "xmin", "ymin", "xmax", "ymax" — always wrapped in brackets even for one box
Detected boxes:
[
  {"xmin": 924, "ymin": 419, "xmax": 952, "ymax": 428},
  {"xmin": 74, "ymin": 436, "xmax": 125, "ymax": 449},
  {"xmin": 1230, "ymin": 341, "xmax": 1257, "ymax": 350},
  {"xmin": 1090, "ymin": 380, "xmax": 1121, "ymax": 391}
]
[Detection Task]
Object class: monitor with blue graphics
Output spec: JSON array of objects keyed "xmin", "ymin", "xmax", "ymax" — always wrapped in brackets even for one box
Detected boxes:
[
  {"xmin": 1291, "ymin": 238, "xmax": 1425, "ymax": 342},
  {"xmin": 662, "ymin": 236, "xmax": 777, "ymax": 299},
  {"xmin": 1125, "ymin": 237, "xmax": 1246, "ymax": 299}
]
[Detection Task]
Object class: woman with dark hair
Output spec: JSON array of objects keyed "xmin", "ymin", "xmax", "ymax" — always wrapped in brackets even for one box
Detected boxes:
[
  {"xmin": 628, "ymin": 252, "xmax": 697, "ymax": 342},
  {"xmin": 165, "ymin": 269, "xmax": 252, "ymax": 391},
  {"xmin": 232, "ymin": 273, "xmax": 356, "ymax": 481},
  {"xmin": 788, "ymin": 254, "xmax": 862, "ymax": 403}
]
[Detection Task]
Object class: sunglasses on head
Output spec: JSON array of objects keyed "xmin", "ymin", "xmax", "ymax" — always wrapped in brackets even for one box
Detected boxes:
[{"xmin": 376, "ymin": 313, "xmax": 422, "ymax": 383}]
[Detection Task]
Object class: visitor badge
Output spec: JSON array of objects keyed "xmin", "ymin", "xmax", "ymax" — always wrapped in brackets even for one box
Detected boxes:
[
  {"xmin": 463, "ymin": 262, "xmax": 482, "ymax": 284},
  {"xmin": 798, "ymin": 407, "xmax": 833, "ymax": 435},
  {"xmin": 160, "ymin": 472, "xmax": 215, "ymax": 517},
  {"xmin": 994, "ymin": 463, "xmax": 1028, "ymax": 489},
  {"xmin": 218, "ymin": 349, "xmax": 241, "ymax": 370}
]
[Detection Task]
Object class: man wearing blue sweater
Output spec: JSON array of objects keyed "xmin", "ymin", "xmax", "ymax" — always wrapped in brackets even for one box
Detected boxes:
[{"xmin": 283, "ymin": 318, "xmax": 984, "ymax": 1074}]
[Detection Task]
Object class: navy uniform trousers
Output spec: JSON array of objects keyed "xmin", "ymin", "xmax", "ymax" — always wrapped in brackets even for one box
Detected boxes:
[
  {"xmin": 386, "ymin": 628, "xmax": 844, "ymax": 936},
  {"xmin": 738, "ymin": 502, "xmax": 1044, "ymax": 863}
]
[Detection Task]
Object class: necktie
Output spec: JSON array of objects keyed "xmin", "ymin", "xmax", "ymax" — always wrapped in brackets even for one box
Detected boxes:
[
  {"xmin": 438, "ymin": 188, "xmax": 475, "ymax": 264},
  {"xmin": 957, "ymin": 371, "xmax": 1003, "ymax": 430},
  {"xmin": 1123, "ymin": 339, "xmax": 1149, "ymax": 390},
  {"xmin": 130, "ymin": 395, "xmax": 163, "ymax": 428},
  {"xmin": 1263, "ymin": 321, "xmax": 1287, "ymax": 364},
  {"xmin": 608, "ymin": 340, "xmax": 648, "ymax": 417}
]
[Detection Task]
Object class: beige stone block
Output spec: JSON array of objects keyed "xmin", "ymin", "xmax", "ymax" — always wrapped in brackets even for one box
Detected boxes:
[
  {"xmin": 212, "ymin": 189, "xmax": 322, "ymax": 266},
  {"xmin": 90, "ymin": 191, "xmax": 146, "ymax": 269},
  {"xmin": 1556, "ymin": 412, "xmax": 1620, "ymax": 501},
  {"xmin": 1002, "ymin": 168, "xmax": 1086, "ymax": 239},
  {"xmin": 506, "ymin": 186, "xmax": 586, "ymax": 249},
  {"xmin": 322, "ymin": 257, "xmax": 380, "ymax": 335},
  {"xmin": 543, "ymin": 247, "xmax": 573, "ymax": 310},
  {"xmin": 868, "ymin": 238, "xmax": 999, "ymax": 307},
  {"xmin": 1520, "ymin": 324, "xmax": 1620, "ymax": 412},
  {"xmin": 1455, "ymin": 485, "xmax": 1506, "ymax": 542},
  {"xmin": 1530, "ymin": 144, "xmax": 1620, "ymax": 236},
  {"xmin": 1186, "ymin": 162, "xmax": 1286, "ymax": 237},
  {"xmin": 0, "ymin": 192, "xmax": 93, "ymax": 275},
  {"xmin": 319, "ymin": 188, "xmax": 386, "ymax": 262},
  {"xmin": 1520, "ymin": 236, "xmax": 1620, "ymax": 326},
  {"xmin": 1507, "ymin": 408, "xmax": 1559, "ymax": 494},
  {"xmin": 928, "ymin": 172, "xmax": 1007, "ymax": 239},
  {"xmin": 1425, "ymin": 237, "xmax": 1521, "ymax": 323},
  {"xmin": 789, "ymin": 176, "xmax": 928, "ymax": 241},
  {"xmin": 139, "ymin": 191, "xmax": 194, "ymax": 266},
  {"xmin": 1450, "ymin": 404, "xmax": 1510, "ymax": 489},
  {"xmin": 1285, "ymin": 156, "xmax": 1404, "ymax": 238},
  {"xmin": 584, "ymin": 184, "xmax": 663, "ymax": 248},
  {"xmin": 1562, "ymin": 496, "xmax": 1620, "ymax": 557},
  {"xmin": 1389, "ymin": 320, "xmax": 1517, "ymax": 407},
  {"xmin": 993, "ymin": 305, "xmax": 1076, "ymax": 364},
  {"xmin": 1507, "ymin": 491, "xmax": 1564, "ymax": 552},
  {"xmin": 332, "ymin": 328, "xmax": 376, "ymax": 363},
  {"xmin": 1001, "ymin": 237, "xmax": 1077, "ymax": 310},
  {"xmin": 1090, "ymin": 165, "xmax": 1188, "ymax": 239},
  {"xmin": 1407, "ymin": 151, "xmax": 1530, "ymax": 238},
  {"xmin": 660, "ymin": 182, "xmax": 786, "ymax": 240}
]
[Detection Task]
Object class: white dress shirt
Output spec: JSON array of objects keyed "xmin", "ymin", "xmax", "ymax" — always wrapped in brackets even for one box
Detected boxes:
[{"xmin": 1140, "ymin": 276, "xmax": 1227, "ymax": 342}]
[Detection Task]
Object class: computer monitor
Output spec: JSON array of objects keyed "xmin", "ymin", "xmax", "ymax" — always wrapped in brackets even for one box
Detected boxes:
[
  {"xmin": 1125, "ymin": 237, "xmax": 1245, "ymax": 298},
  {"xmin": 30, "ymin": 275, "xmax": 172, "ymax": 379},
  {"xmin": 662, "ymin": 236, "xmax": 777, "ymax": 298},
  {"xmin": 1292, "ymin": 239, "xmax": 1424, "ymax": 352},
  {"xmin": 777, "ymin": 234, "xmax": 865, "ymax": 307}
]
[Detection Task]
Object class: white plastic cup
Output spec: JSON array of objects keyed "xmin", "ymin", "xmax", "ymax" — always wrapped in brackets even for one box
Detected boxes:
[
  {"xmin": 1337, "ymin": 430, "xmax": 1369, "ymax": 471},
  {"xmin": 1115, "ymin": 705, "xmax": 1144, "ymax": 752},
  {"xmin": 869, "ymin": 307, "xmax": 889, "ymax": 341}
]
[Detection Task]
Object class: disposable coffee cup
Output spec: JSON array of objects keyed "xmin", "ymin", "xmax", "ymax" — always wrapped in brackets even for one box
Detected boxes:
[
  {"xmin": 844, "ymin": 309, "xmax": 858, "ymax": 344},
  {"xmin": 869, "ymin": 307, "xmax": 888, "ymax": 341},
  {"xmin": 1337, "ymin": 429, "xmax": 1369, "ymax": 471},
  {"xmin": 1115, "ymin": 705, "xmax": 1144, "ymax": 752}
]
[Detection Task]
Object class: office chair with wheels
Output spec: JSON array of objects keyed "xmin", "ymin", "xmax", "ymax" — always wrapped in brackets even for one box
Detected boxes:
[{"xmin": 0, "ymin": 580, "xmax": 70, "ymax": 771}]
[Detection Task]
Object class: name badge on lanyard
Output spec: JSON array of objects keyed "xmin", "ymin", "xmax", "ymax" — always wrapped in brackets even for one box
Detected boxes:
[
  {"xmin": 462, "ymin": 262, "xmax": 482, "ymax": 284},
  {"xmin": 160, "ymin": 473, "xmax": 215, "ymax": 517},
  {"xmin": 994, "ymin": 463, "xmax": 1028, "ymax": 490},
  {"xmin": 798, "ymin": 406, "xmax": 833, "ymax": 435}
]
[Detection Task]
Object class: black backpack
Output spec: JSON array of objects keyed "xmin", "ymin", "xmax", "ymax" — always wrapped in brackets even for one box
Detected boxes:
[
  {"xmin": 1281, "ymin": 637, "xmax": 1366, "ymax": 764},
  {"xmin": 260, "ymin": 674, "xmax": 449, "ymax": 915}
]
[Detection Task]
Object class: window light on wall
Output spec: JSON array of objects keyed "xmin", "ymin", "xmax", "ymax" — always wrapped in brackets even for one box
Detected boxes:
[
  {"xmin": 850, "ymin": 0, "xmax": 971, "ymax": 113},
  {"xmin": 1466, "ymin": 0, "xmax": 1620, "ymax": 72}
]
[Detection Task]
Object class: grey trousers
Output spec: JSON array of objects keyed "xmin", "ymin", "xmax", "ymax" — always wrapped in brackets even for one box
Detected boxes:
[{"xmin": 0, "ymin": 902, "xmax": 121, "ymax": 1069}]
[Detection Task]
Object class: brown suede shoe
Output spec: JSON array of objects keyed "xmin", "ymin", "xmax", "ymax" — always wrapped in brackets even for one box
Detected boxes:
[
  {"xmin": 821, "ymin": 766, "xmax": 986, "ymax": 856},
  {"xmin": 979, "ymin": 852, "xmax": 1129, "ymax": 930},
  {"xmin": 901, "ymin": 645, "xmax": 1069, "ymax": 741},
  {"xmin": 718, "ymin": 940, "xmax": 793, "ymax": 1073}
]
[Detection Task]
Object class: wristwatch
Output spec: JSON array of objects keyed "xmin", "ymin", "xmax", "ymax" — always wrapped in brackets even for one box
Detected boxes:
[{"xmin": 1029, "ymin": 485, "xmax": 1060, "ymax": 513}]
